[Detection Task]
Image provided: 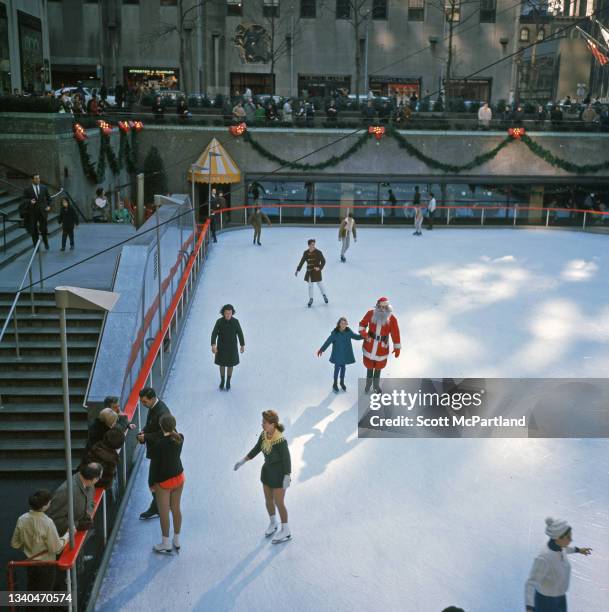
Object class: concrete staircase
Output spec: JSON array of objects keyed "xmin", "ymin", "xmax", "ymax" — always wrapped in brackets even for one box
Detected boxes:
[
  {"xmin": 0, "ymin": 291, "xmax": 103, "ymax": 478},
  {"xmin": 0, "ymin": 189, "xmax": 62, "ymax": 269}
]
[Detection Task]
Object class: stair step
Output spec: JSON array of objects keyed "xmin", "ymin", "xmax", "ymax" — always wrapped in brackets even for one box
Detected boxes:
[
  {"xmin": 0, "ymin": 313, "xmax": 104, "ymax": 321},
  {"xmin": 0, "ymin": 403, "xmax": 84, "ymax": 415},
  {"xmin": 0, "ymin": 420, "xmax": 88, "ymax": 432},
  {"xmin": 0, "ymin": 339, "xmax": 97, "ymax": 349},
  {"xmin": 1, "ymin": 386, "xmax": 87, "ymax": 397},
  {"xmin": 0, "ymin": 439, "xmax": 87, "ymax": 451},
  {"xmin": 0, "ymin": 370, "xmax": 90, "ymax": 380},
  {"xmin": 0, "ymin": 457, "xmax": 82, "ymax": 474},
  {"xmin": 0, "ymin": 354, "xmax": 93, "ymax": 365},
  {"xmin": 1, "ymin": 326, "xmax": 101, "ymax": 335}
]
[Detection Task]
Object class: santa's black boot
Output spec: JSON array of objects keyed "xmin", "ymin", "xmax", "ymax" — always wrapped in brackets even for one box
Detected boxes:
[
  {"xmin": 372, "ymin": 370, "xmax": 382, "ymax": 393},
  {"xmin": 226, "ymin": 377, "xmax": 231, "ymax": 390},
  {"xmin": 364, "ymin": 370, "xmax": 373, "ymax": 394},
  {"xmin": 307, "ymin": 298, "xmax": 313, "ymax": 308},
  {"xmin": 219, "ymin": 376, "xmax": 225, "ymax": 390}
]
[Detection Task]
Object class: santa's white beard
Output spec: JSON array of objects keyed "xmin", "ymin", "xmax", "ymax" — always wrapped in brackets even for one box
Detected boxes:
[{"xmin": 372, "ymin": 307, "xmax": 392, "ymax": 327}]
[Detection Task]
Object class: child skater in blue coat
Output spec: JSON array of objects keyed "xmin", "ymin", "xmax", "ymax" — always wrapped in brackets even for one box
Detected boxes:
[{"xmin": 317, "ymin": 317, "xmax": 364, "ymax": 393}]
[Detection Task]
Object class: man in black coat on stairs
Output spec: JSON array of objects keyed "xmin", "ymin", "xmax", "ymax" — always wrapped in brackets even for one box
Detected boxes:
[
  {"xmin": 137, "ymin": 387, "xmax": 171, "ymax": 519},
  {"xmin": 21, "ymin": 173, "xmax": 52, "ymax": 249}
]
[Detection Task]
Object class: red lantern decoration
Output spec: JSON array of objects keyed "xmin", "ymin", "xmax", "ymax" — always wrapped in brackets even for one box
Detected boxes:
[
  {"xmin": 96, "ymin": 119, "xmax": 113, "ymax": 136},
  {"xmin": 368, "ymin": 125, "xmax": 385, "ymax": 141},
  {"xmin": 508, "ymin": 127, "xmax": 526, "ymax": 140},
  {"xmin": 229, "ymin": 122, "xmax": 247, "ymax": 137},
  {"xmin": 118, "ymin": 120, "xmax": 131, "ymax": 133},
  {"xmin": 132, "ymin": 120, "xmax": 144, "ymax": 132},
  {"xmin": 72, "ymin": 123, "xmax": 87, "ymax": 142}
]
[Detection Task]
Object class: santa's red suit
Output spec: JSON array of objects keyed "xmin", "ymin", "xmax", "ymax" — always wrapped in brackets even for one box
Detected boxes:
[{"xmin": 359, "ymin": 298, "xmax": 401, "ymax": 370}]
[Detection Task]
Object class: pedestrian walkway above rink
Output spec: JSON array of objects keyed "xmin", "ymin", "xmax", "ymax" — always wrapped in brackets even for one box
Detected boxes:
[{"xmin": 0, "ymin": 223, "xmax": 136, "ymax": 291}]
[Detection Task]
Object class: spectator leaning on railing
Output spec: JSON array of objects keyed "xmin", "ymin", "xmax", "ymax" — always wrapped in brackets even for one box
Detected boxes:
[
  {"xmin": 11, "ymin": 489, "xmax": 69, "ymax": 594},
  {"xmin": 478, "ymin": 102, "xmax": 492, "ymax": 128}
]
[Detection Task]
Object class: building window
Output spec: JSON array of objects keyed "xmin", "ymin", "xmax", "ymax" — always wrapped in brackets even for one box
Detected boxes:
[
  {"xmin": 227, "ymin": 0, "xmax": 242, "ymax": 16},
  {"xmin": 300, "ymin": 0, "xmax": 316, "ymax": 18},
  {"xmin": 537, "ymin": 27, "xmax": 545, "ymax": 40},
  {"xmin": 480, "ymin": 0, "xmax": 495, "ymax": 22},
  {"xmin": 122, "ymin": 0, "xmax": 140, "ymax": 4},
  {"xmin": 160, "ymin": 0, "xmax": 177, "ymax": 5},
  {"xmin": 519, "ymin": 27, "xmax": 530, "ymax": 42},
  {"xmin": 445, "ymin": 0, "xmax": 460, "ymax": 23},
  {"xmin": 264, "ymin": 0, "xmax": 280, "ymax": 18},
  {"xmin": 408, "ymin": 0, "xmax": 424, "ymax": 21},
  {"xmin": 336, "ymin": 0, "xmax": 351, "ymax": 19},
  {"xmin": 372, "ymin": 0, "xmax": 388, "ymax": 20}
]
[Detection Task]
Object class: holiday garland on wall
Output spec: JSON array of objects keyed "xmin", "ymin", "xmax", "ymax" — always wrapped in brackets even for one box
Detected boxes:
[
  {"xmin": 73, "ymin": 121, "xmax": 142, "ymax": 183},
  {"xmin": 239, "ymin": 126, "xmax": 609, "ymax": 175}
]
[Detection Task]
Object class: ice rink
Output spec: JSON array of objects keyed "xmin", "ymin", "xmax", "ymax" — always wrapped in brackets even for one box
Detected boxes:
[{"xmin": 96, "ymin": 227, "xmax": 609, "ymax": 612}]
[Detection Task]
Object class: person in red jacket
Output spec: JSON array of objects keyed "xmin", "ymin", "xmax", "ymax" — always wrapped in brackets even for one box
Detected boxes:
[{"xmin": 359, "ymin": 297, "xmax": 401, "ymax": 393}]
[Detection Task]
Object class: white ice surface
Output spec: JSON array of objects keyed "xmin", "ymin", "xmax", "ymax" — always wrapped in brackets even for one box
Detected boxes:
[{"xmin": 95, "ymin": 228, "xmax": 609, "ymax": 612}]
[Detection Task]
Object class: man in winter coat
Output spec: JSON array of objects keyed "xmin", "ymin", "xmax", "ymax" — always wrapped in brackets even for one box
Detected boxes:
[
  {"xmin": 81, "ymin": 427, "xmax": 125, "ymax": 490},
  {"xmin": 58, "ymin": 198, "xmax": 79, "ymax": 251},
  {"xmin": 248, "ymin": 206, "xmax": 271, "ymax": 245},
  {"xmin": 338, "ymin": 212, "xmax": 357, "ymax": 262},
  {"xmin": 137, "ymin": 387, "xmax": 171, "ymax": 519},
  {"xmin": 21, "ymin": 173, "xmax": 52, "ymax": 249},
  {"xmin": 295, "ymin": 239, "xmax": 328, "ymax": 308},
  {"xmin": 359, "ymin": 297, "xmax": 401, "ymax": 393}
]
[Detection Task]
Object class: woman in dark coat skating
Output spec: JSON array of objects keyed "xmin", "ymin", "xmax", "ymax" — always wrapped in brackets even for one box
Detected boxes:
[
  {"xmin": 234, "ymin": 410, "xmax": 292, "ymax": 544},
  {"xmin": 211, "ymin": 304, "xmax": 245, "ymax": 390}
]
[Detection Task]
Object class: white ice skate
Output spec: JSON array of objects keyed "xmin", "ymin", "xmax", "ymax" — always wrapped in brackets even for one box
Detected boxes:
[
  {"xmin": 272, "ymin": 525, "xmax": 291, "ymax": 544},
  {"xmin": 152, "ymin": 541, "xmax": 173, "ymax": 554},
  {"xmin": 265, "ymin": 517, "xmax": 278, "ymax": 537}
]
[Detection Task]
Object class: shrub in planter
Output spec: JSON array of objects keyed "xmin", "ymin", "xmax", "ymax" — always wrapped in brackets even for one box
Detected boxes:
[
  {"xmin": 418, "ymin": 99, "xmax": 430, "ymax": 112},
  {"xmin": 200, "ymin": 96, "xmax": 212, "ymax": 108},
  {"xmin": 432, "ymin": 99, "xmax": 444, "ymax": 112},
  {"xmin": 214, "ymin": 94, "xmax": 225, "ymax": 108},
  {"xmin": 188, "ymin": 95, "xmax": 199, "ymax": 108},
  {"xmin": 495, "ymin": 99, "xmax": 507, "ymax": 114},
  {"xmin": 523, "ymin": 102, "xmax": 536, "ymax": 115},
  {"xmin": 140, "ymin": 94, "xmax": 154, "ymax": 107},
  {"xmin": 0, "ymin": 95, "xmax": 62, "ymax": 113},
  {"xmin": 469, "ymin": 102, "xmax": 481, "ymax": 113},
  {"xmin": 143, "ymin": 146, "xmax": 168, "ymax": 205},
  {"xmin": 447, "ymin": 98, "xmax": 466, "ymax": 112}
]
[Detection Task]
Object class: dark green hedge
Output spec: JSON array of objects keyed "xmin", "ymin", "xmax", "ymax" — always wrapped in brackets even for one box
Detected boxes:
[{"xmin": 0, "ymin": 95, "xmax": 62, "ymax": 113}]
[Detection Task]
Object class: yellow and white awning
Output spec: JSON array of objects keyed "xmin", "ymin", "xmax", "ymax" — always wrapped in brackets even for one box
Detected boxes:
[{"xmin": 188, "ymin": 137, "xmax": 241, "ymax": 184}]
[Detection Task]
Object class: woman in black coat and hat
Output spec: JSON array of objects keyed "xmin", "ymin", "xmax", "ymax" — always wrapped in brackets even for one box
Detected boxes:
[{"xmin": 211, "ymin": 304, "xmax": 245, "ymax": 390}]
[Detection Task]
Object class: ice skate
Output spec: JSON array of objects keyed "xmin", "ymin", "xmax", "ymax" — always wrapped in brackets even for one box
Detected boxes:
[
  {"xmin": 340, "ymin": 381, "xmax": 347, "ymax": 391},
  {"xmin": 152, "ymin": 541, "xmax": 173, "ymax": 554},
  {"xmin": 172, "ymin": 535, "xmax": 181, "ymax": 550},
  {"xmin": 340, "ymin": 255, "xmax": 346, "ymax": 262},
  {"xmin": 219, "ymin": 377, "xmax": 225, "ymax": 390},
  {"xmin": 272, "ymin": 525, "xmax": 291, "ymax": 544},
  {"xmin": 332, "ymin": 382, "xmax": 339, "ymax": 393},
  {"xmin": 265, "ymin": 517, "xmax": 278, "ymax": 537},
  {"xmin": 226, "ymin": 379, "xmax": 231, "ymax": 390},
  {"xmin": 364, "ymin": 379, "xmax": 373, "ymax": 394},
  {"xmin": 307, "ymin": 298, "xmax": 313, "ymax": 308},
  {"xmin": 323, "ymin": 294, "xmax": 329, "ymax": 304}
]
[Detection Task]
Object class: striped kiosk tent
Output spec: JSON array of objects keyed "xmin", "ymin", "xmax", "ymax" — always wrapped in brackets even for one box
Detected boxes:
[{"xmin": 188, "ymin": 137, "xmax": 241, "ymax": 218}]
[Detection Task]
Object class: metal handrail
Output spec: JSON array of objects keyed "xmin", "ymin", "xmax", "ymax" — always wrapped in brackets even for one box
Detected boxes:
[
  {"xmin": 0, "ymin": 239, "xmax": 44, "ymax": 361},
  {"xmin": 81, "ymin": 251, "xmax": 123, "ymax": 409}
]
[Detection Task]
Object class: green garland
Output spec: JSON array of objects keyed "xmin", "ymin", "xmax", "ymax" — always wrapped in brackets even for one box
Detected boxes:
[
  {"xmin": 96, "ymin": 137, "xmax": 106, "ymax": 183},
  {"xmin": 243, "ymin": 130, "xmax": 369, "ymax": 171},
  {"xmin": 389, "ymin": 128, "xmax": 512, "ymax": 173},
  {"xmin": 76, "ymin": 139, "xmax": 98, "ymax": 183},
  {"xmin": 243, "ymin": 128, "xmax": 609, "ymax": 175},
  {"xmin": 103, "ymin": 134, "xmax": 120, "ymax": 175},
  {"xmin": 76, "ymin": 130, "xmax": 140, "ymax": 182},
  {"xmin": 520, "ymin": 134, "xmax": 609, "ymax": 174}
]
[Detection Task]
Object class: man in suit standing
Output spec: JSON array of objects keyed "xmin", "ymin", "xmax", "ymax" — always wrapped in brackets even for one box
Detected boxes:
[
  {"xmin": 137, "ymin": 387, "xmax": 171, "ymax": 520},
  {"xmin": 21, "ymin": 173, "xmax": 52, "ymax": 249}
]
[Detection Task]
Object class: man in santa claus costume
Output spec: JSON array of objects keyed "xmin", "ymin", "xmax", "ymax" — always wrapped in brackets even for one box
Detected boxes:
[{"xmin": 359, "ymin": 297, "xmax": 401, "ymax": 393}]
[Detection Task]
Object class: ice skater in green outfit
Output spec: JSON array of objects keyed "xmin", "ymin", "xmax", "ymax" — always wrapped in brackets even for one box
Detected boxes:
[{"xmin": 234, "ymin": 410, "xmax": 292, "ymax": 544}]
